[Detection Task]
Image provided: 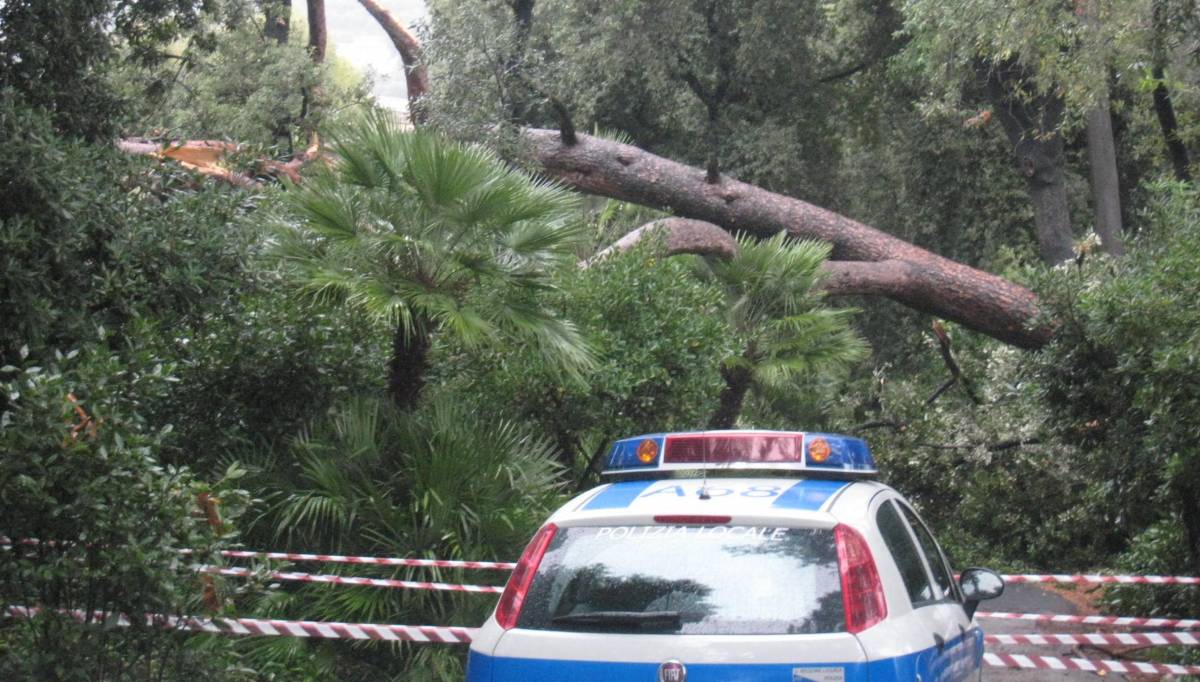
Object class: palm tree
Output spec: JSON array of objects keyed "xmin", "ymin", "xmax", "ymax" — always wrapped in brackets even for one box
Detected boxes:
[
  {"xmin": 697, "ymin": 233, "xmax": 868, "ymax": 428},
  {"xmin": 274, "ymin": 111, "xmax": 591, "ymax": 409}
]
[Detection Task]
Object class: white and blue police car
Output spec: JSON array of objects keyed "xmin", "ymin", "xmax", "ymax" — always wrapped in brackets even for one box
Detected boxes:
[{"xmin": 467, "ymin": 430, "xmax": 1005, "ymax": 682}]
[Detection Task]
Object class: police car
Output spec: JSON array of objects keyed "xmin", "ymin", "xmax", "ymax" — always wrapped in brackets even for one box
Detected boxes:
[{"xmin": 467, "ymin": 430, "xmax": 1005, "ymax": 681}]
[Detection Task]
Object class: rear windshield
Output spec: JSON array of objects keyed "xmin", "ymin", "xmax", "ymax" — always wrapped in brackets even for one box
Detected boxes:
[{"xmin": 517, "ymin": 525, "xmax": 844, "ymax": 635}]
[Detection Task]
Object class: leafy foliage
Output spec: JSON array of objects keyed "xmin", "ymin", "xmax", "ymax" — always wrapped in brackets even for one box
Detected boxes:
[
  {"xmin": 0, "ymin": 348, "xmax": 255, "ymax": 681},
  {"xmin": 698, "ymin": 234, "xmax": 866, "ymax": 402},
  {"xmin": 433, "ymin": 238, "xmax": 737, "ymax": 476},
  {"xmin": 0, "ymin": 0, "xmax": 239, "ymax": 139},
  {"xmin": 0, "ymin": 97, "xmax": 252, "ymax": 371},
  {"xmin": 275, "ymin": 111, "xmax": 593, "ymax": 378},
  {"xmin": 1029, "ymin": 180, "xmax": 1200, "ymax": 582},
  {"xmin": 244, "ymin": 397, "xmax": 564, "ymax": 679}
]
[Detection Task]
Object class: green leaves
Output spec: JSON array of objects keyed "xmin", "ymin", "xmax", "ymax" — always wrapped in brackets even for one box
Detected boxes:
[
  {"xmin": 276, "ymin": 111, "xmax": 592, "ymax": 382},
  {"xmin": 698, "ymin": 232, "xmax": 867, "ymax": 417}
]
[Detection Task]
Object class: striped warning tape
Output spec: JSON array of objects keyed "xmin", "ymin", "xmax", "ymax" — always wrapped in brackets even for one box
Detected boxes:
[
  {"xmin": 1002, "ymin": 573, "xmax": 1200, "ymax": 585},
  {"xmin": 4, "ymin": 606, "xmax": 477, "ymax": 643},
  {"xmin": 983, "ymin": 652, "xmax": 1200, "ymax": 675},
  {"xmin": 987, "ymin": 631, "xmax": 1200, "ymax": 647},
  {"xmin": 977, "ymin": 611, "xmax": 1200, "ymax": 629},
  {"xmin": 207, "ymin": 566, "xmax": 504, "ymax": 593},
  {"xmin": 3, "ymin": 539, "xmax": 517, "ymax": 571}
]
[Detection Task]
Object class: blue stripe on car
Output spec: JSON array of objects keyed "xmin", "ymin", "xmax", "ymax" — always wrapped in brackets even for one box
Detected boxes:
[
  {"xmin": 581, "ymin": 480, "xmax": 656, "ymax": 510},
  {"xmin": 469, "ymin": 629, "xmax": 983, "ymax": 682},
  {"xmin": 771, "ymin": 479, "xmax": 849, "ymax": 511}
]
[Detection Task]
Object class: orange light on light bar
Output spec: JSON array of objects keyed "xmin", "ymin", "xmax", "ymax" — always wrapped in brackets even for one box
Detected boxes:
[
  {"xmin": 636, "ymin": 439, "xmax": 659, "ymax": 464},
  {"xmin": 807, "ymin": 437, "xmax": 832, "ymax": 463}
]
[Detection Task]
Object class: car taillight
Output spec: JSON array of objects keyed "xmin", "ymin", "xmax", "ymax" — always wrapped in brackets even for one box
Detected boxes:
[
  {"xmin": 494, "ymin": 522, "xmax": 558, "ymax": 630},
  {"xmin": 834, "ymin": 523, "xmax": 886, "ymax": 634}
]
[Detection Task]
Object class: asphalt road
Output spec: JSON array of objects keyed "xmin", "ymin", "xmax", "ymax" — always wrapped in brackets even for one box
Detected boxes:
[{"xmin": 980, "ymin": 583, "xmax": 1104, "ymax": 680}]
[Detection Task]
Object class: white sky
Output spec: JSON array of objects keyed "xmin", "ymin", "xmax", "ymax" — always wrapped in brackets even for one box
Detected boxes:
[{"xmin": 296, "ymin": 0, "xmax": 429, "ymax": 111}]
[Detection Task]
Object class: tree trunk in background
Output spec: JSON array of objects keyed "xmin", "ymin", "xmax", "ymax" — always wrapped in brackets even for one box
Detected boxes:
[
  {"xmin": 1174, "ymin": 473, "xmax": 1200, "ymax": 577},
  {"xmin": 1152, "ymin": 66, "xmax": 1192, "ymax": 183},
  {"xmin": 709, "ymin": 365, "xmax": 753, "ymax": 429},
  {"xmin": 305, "ymin": 0, "xmax": 326, "ymax": 62},
  {"xmin": 388, "ymin": 321, "xmax": 431, "ymax": 411},
  {"xmin": 300, "ymin": 0, "xmax": 326, "ymax": 145},
  {"xmin": 984, "ymin": 61, "xmax": 1076, "ymax": 265},
  {"xmin": 1086, "ymin": 95, "xmax": 1125, "ymax": 256},
  {"xmin": 264, "ymin": 0, "xmax": 291, "ymax": 45},
  {"xmin": 357, "ymin": 0, "xmax": 429, "ymax": 124}
]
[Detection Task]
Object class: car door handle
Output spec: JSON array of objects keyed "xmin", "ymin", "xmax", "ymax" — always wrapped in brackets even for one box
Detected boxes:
[{"xmin": 933, "ymin": 633, "xmax": 945, "ymax": 653}]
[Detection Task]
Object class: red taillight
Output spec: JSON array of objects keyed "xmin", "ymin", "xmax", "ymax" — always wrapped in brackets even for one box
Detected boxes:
[
  {"xmin": 834, "ymin": 523, "xmax": 887, "ymax": 634},
  {"xmin": 652, "ymin": 515, "xmax": 732, "ymax": 524},
  {"xmin": 494, "ymin": 522, "xmax": 558, "ymax": 630}
]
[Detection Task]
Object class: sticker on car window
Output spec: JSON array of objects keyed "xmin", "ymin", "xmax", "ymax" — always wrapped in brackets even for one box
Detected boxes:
[{"xmin": 594, "ymin": 526, "xmax": 788, "ymax": 540}]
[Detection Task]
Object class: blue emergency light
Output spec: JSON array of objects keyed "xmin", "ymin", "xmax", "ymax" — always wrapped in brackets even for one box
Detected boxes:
[{"xmin": 602, "ymin": 430, "xmax": 877, "ymax": 477}]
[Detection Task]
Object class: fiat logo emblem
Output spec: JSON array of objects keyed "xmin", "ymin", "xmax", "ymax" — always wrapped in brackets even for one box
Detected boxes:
[{"xmin": 658, "ymin": 660, "xmax": 686, "ymax": 682}]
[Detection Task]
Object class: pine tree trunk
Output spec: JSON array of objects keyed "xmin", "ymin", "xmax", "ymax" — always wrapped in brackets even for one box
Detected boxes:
[{"xmin": 1086, "ymin": 97, "xmax": 1125, "ymax": 256}]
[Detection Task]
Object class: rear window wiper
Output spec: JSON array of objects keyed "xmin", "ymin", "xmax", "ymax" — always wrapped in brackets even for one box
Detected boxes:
[{"xmin": 551, "ymin": 611, "xmax": 682, "ymax": 630}]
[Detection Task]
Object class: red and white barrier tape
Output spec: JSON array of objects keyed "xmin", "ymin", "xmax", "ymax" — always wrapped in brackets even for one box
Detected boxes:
[
  {"xmin": 1002, "ymin": 573, "xmax": 1200, "ymax": 585},
  {"xmin": 987, "ymin": 631, "xmax": 1200, "ymax": 647},
  {"xmin": 984, "ymin": 652, "xmax": 1200, "ymax": 676},
  {"xmin": 213, "ymin": 549, "xmax": 516, "ymax": 571},
  {"xmin": 208, "ymin": 566, "xmax": 504, "ymax": 593},
  {"xmin": 977, "ymin": 611, "xmax": 1200, "ymax": 629},
  {"xmin": 4, "ymin": 539, "xmax": 517, "ymax": 571},
  {"xmin": 4, "ymin": 606, "xmax": 477, "ymax": 644}
]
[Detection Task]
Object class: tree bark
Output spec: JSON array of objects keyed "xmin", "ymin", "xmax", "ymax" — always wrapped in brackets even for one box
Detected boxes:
[
  {"xmin": 300, "ymin": 0, "xmax": 327, "ymax": 146},
  {"xmin": 983, "ymin": 62, "xmax": 1076, "ymax": 265},
  {"xmin": 264, "ymin": 0, "xmax": 291, "ymax": 45},
  {"xmin": 523, "ymin": 128, "xmax": 1051, "ymax": 349},
  {"xmin": 582, "ymin": 217, "xmax": 739, "ymax": 267},
  {"xmin": 709, "ymin": 364, "xmax": 753, "ymax": 429},
  {"xmin": 1152, "ymin": 66, "xmax": 1192, "ymax": 183},
  {"xmin": 388, "ymin": 321, "xmax": 431, "ymax": 411},
  {"xmin": 357, "ymin": 0, "xmax": 429, "ymax": 123},
  {"xmin": 1085, "ymin": 95, "xmax": 1125, "ymax": 256},
  {"xmin": 305, "ymin": 0, "xmax": 326, "ymax": 63}
]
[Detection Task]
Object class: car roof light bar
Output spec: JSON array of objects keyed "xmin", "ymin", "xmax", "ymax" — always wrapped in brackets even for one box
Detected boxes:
[{"xmin": 600, "ymin": 430, "xmax": 877, "ymax": 478}]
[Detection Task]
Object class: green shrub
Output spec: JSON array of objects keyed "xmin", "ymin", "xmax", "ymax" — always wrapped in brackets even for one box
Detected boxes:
[{"xmin": 0, "ymin": 348, "xmax": 255, "ymax": 681}]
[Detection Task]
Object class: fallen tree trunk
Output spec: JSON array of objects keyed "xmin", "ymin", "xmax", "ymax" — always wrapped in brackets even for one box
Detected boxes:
[
  {"xmin": 523, "ymin": 129, "xmax": 1051, "ymax": 348},
  {"xmin": 114, "ymin": 128, "xmax": 1052, "ymax": 347}
]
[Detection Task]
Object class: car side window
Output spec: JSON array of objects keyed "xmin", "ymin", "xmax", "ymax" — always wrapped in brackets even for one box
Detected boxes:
[
  {"xmin": 897, "ymin": 502, "xmax": 958, "ymax": 601},
  {"xmin": 876, "ymin": 500, "xmax": 936, "ymax": 607}
]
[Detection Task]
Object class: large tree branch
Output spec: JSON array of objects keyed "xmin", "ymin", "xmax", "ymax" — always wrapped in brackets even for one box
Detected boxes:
[
  {"xmin": 522, "ymin": 129, "xmax": 1051, "ymax": 348},
  {"xmin": 582, "ymin": 217, "xmax": 739, "ymax": 267},
  {"xmin": 357, "ymin": 0, "xmax": 429, "ymax": 123}
]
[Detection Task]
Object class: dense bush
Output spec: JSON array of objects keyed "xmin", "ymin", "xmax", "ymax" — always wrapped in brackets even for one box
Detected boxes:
[
  {"xmin": 432, "ymin": 241, "xmax": 738, "ymax": 478},
  {"xmin": 241, "ymin": 397, "xmax": 564, "ymax": 679},
  {"xmin": 0, "ymin": 348, "xmax": 255, "ymax": 681},
  {"xmin": 1029, "ymin": 180, "xmax": 1200, "ymax": 589},
  {"xmin": 0, "ymin": 97, "xmax": 251, "ymax": 371}
]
